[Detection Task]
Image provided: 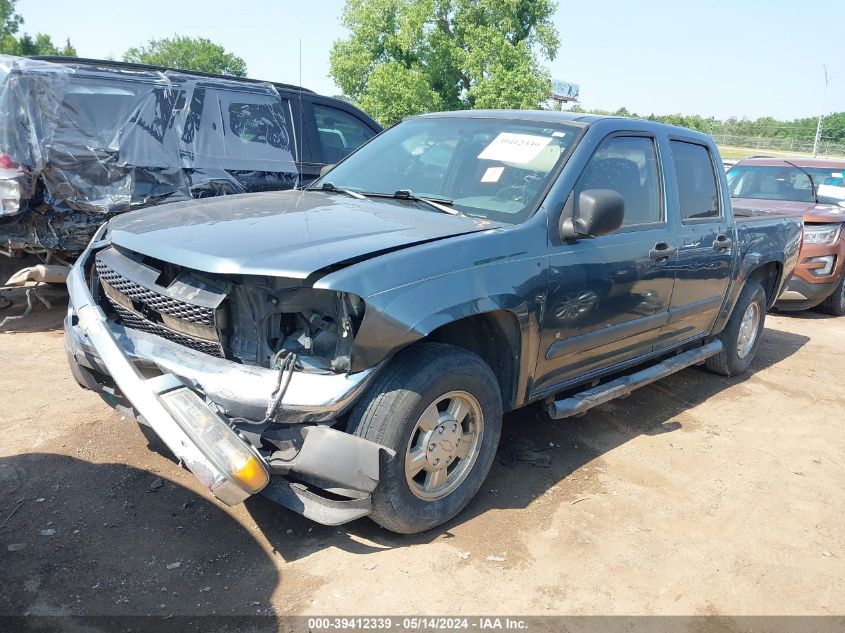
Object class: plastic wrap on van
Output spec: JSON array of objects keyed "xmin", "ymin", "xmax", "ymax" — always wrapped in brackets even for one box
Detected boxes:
[{"xmin": 0, "ymin": 55, "xmax": 299, "ymax": 257}]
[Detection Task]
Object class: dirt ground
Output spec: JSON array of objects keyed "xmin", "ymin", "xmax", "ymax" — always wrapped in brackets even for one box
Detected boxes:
[{"xmin": 1, "ymin": 284, "xmax": 843, "ymax": 619}]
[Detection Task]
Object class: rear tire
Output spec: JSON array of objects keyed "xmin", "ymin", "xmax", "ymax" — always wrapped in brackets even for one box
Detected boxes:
[
  {"xmin": 705, "ymin": 281, "xmax": 766, "ymax": 377},
  {"xmin": 347, "ymin": 342, "xmax": 502, "ymax": 534},
  {"xmin": 818, "ymin": 273, "xmax": 845, "ymax": 316}
]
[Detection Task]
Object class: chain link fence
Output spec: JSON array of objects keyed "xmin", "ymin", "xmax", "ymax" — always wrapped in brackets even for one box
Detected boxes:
[{"xmin": 709, "ymin": 133, "xmax": 845, "ymax": 158}]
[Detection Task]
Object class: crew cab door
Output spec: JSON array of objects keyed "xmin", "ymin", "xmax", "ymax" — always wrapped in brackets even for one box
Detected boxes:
[
  {"xmin": 656, "ymin": 139, "xmax": 733, "ymax": 349},
  {"xmin": 533, "ymin": 133, "xmax": 677, "ymax": 393}
]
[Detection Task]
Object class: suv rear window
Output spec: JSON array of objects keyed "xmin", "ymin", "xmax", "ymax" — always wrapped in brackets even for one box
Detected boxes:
[
  {"xmin": 670, "ymin": 140, "xmax": 720, "ymax": 220},
  {"xmin": 228, "ymin": 101, "xmax": 290, "ymax": 150}
]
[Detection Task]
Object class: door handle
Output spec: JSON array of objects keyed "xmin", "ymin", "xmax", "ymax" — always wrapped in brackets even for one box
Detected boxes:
[
  {"xmin": 649, "ymin": 241, "xmax": 675, "ymax": 263},
  {"xmin": 712, "ymin": 234, "xmax": 733, "ymax": 252}
]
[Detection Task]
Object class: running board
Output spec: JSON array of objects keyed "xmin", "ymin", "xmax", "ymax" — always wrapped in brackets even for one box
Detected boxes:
[{"xmin": 546, "ymin": 341, "xmax": 723, "ymax": 420}]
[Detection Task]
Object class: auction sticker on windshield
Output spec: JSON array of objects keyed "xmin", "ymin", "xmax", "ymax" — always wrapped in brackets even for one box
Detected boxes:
[
  {"xmin": 818, "ymin": 173, "xmax": 845, "ymax": 201},
  {"xmin": 481, "ymin": 166, "xmax": 504, "ymax": 183},
  {"xmin": 478, "ymin": 132, "xmax": 552, "ymax": 164}
]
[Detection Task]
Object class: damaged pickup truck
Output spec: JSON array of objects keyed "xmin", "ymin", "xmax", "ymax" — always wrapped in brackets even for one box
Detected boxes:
[{"xmin": 65, "ymin": 111, "xmax": 802, "ymax": 533}]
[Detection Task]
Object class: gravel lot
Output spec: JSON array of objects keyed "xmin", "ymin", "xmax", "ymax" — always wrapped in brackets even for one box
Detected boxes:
[{"xmin": 1, "ymin": 285, "xmax": 843, "ymax": 619}]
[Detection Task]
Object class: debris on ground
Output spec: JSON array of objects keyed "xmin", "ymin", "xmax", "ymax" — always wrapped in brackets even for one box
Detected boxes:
[
  {"xmin": 457, "ymin": 551, "xmax": 471, "ymax": 560},
  {"xmin": 166, "ymin": 562, "xmax": 181, "ymax": 570},
  {"xmin": 7, "ymin": 543, "xmax": 27, "ymax": 551},
  {"xmin": 148, "ymin": 478, "xmax": 164, "ymax": 492},
  {"xmin": 39, "ymin": 528, "xmax": 56, "ymax": 536},
  {"xmin": 497, "ymin": 439, "xmax": 552, "ymax": 468},
  {"xmin": 1, "ymin": 499, "xmax": 25, "ymax": 526},
  {"xmin": 486, "ymin": 554, "xmax": 507, "ymax": 562}
]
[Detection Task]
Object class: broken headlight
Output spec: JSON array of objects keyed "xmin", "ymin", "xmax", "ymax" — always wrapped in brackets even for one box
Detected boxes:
[
  {"xmin": 159, "ymin": 387, "xmax": 269, "ymax": 494},
  {"xmin": 226, "ymin": 283, "xmax": 365, "ymax": 373}
]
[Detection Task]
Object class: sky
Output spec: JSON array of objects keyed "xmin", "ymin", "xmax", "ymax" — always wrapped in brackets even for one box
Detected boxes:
[{"xmin": 19, "ymin": 0, "xmax": 845, "ymax": 121}]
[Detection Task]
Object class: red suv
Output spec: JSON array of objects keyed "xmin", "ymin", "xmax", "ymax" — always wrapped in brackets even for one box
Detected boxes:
[{"xmin": 727, "ymin": 157, "xmax": 845, "ymax": 315}]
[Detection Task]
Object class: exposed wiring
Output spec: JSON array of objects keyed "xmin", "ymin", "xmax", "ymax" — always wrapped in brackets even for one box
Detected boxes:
[{"xmin": 261, "ymin": 351, "xmax": 298, "ymax": 423}]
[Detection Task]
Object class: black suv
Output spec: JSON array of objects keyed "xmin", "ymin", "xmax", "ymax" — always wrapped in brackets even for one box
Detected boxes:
[{"xmin": 0, "ymin": 55, "xmax": 380, "ymax": 259}]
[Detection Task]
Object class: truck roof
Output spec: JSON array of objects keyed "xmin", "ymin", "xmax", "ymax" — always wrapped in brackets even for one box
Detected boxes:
[{"xmin": 416, "ymin": 109, "xmax": 714, "ymax": 142}]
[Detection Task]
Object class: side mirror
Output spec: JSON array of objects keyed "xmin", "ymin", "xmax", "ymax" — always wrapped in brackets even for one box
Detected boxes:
[
  {"xmin": 560, "ymin": 189, "xmax": 625, "ymax": 240},
  {"xmin": 320, "ymin": 164, "xmax": 335, "ymax": 178}
]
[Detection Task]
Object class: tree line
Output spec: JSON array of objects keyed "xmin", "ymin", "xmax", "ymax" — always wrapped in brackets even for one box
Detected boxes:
[
  {"xmin": 1, "ymin": 0, "xmax": 75, "ymax": 56},
  {"xmin": 569, "ymin": 106, "xmax": 845, "ymax": 145}
]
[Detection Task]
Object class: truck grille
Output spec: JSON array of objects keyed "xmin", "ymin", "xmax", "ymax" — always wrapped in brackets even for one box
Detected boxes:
[
  {"xmin": 110, "ymin": 304, "xmax": 224, "ymax": 358},
  {"xmin": 95, "ymin": 259, "xmax": 215, "ymax": 326},
  {"xmin": 94, "ymin": 251, "xmax": 225, "ymax": 358}
]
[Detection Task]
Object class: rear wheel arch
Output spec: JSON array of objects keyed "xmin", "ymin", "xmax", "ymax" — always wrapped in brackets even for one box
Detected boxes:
[
  {"xmin": 747, "ymin": 261, "xmax": 782, "ymax": 308},
  {"xmin": 706, "ymin": 279, "xmax": 767, "ymax": 376}
]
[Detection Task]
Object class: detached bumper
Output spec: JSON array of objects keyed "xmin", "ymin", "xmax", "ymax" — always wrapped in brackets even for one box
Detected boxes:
[
  {"xmin": 66, "ymin": 256, "xmax": 260, "ymax": 505},
  {"xmin": 64, "ymin": 244, "xmax": 391, "ymax": 518}
]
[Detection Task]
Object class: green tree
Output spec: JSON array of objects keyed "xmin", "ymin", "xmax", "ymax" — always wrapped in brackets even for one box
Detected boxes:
[
  {"xmin": 568, "ymin": 106, "xmax": 845, "ymax": 147},
  {"xmin": 123, "ymin": 35, "xmax": 247, "ymax": 76},
  {"xmin": 330, "ymin": 0, "xmax": 560, "ymax": 125},
  {"xmin": 15, "ymin": 33, "xmax": 76, "ymax": 56},
  {"xmin": 0, "ymin": 0, "xmax": 76, "ymax": 56},
  {"xmin": 1, "ymin": 0, "xmax": 22, "ymax": 41}
]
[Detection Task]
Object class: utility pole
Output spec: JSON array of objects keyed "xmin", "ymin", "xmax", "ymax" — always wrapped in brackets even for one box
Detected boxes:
[
  {"xmin": 813, "ymin": 115, "xmax": 823, "ymax": 157},
  {"xmin": 813, "ymin": 65, "xmax": 832, "ymax": 157}
]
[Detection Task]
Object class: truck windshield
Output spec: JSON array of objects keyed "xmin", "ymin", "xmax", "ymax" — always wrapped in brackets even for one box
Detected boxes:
[
  {"xmin": 316, "ymin": 117, "xmax": 580, "ymax": 223},
  {"xmin": 727, "ymin": 164, "xmax": 845, "ymax": 205}
]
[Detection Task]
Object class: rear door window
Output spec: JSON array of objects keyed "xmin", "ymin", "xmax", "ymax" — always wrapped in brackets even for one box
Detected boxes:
[
  {"xmin": 313, "ymin": 104, "xmax": 375, "ymax": 164},
  {"xmin": 670, "ymin": 140, "xmax": 720, "ymax": 220},
  {"xmin": 182, "ymin": 86, "xmax": 296, "ymax": 173}
]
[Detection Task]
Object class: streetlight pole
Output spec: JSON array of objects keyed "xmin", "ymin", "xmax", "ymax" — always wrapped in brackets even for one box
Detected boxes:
[{"xmin": 813, "ymin": 65, "xmax": 832, "ymax": 157}]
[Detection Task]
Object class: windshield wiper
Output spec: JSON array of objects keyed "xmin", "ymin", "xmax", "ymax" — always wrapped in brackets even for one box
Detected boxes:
[
  {"xmin": 392, "ymin": 189, "xmax": 461, "ymax": 215},
  {"xmin": 784, "ymin": 160, "xmax": 818, "ymax": 203},
  {"xmin": 308, "ymin": 182, "xmax": 366, "ymax": 200}
]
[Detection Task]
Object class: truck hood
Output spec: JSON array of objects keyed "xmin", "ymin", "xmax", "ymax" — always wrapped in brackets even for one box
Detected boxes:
[
  {"xmin": 733, "ymin": 197, "xmax": 845, "ymax": 224},
  {"xmin": 106, "ymin": 190, "xmax": 502, "ymax": 278}
]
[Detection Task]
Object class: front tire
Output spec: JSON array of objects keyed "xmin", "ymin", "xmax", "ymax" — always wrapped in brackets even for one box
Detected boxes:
[
  {"xmin": 347, "ymin": 343, "xmax": 502, "ymax": 534},
  {"xmin": 705, "ymin": 280, "xmax": 766, "ymax": 377},
  {"xmin": 818, "ymin": 273, "xmax": 845, "ymax": 316}
]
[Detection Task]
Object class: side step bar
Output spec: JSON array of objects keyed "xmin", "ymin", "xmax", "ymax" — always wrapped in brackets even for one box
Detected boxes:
[{"xmin": 546, "ymin": 341, "xmax": 723, "ymax": 420}]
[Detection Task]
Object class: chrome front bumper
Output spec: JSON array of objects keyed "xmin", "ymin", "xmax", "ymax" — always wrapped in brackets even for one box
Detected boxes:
[
  {"xmin": 65, "ymin": 316, "xmax": 377, "ymax": 424},
  {"xmin": 64, "ymin": 241, "xmax": 387, "ymax": 513}
]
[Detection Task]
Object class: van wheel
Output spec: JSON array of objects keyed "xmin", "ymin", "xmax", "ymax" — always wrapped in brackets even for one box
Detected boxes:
[
  {"xmin": 819, "ymin": 274, "xmax": 845, "ymax": 316},
  {"xmin": 705, "ymin": 280, "xmax": 766, "ymax": 377},
  {"xmin": 347, "ymin": 343, "xmax": 502, "ymax": 534}
]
